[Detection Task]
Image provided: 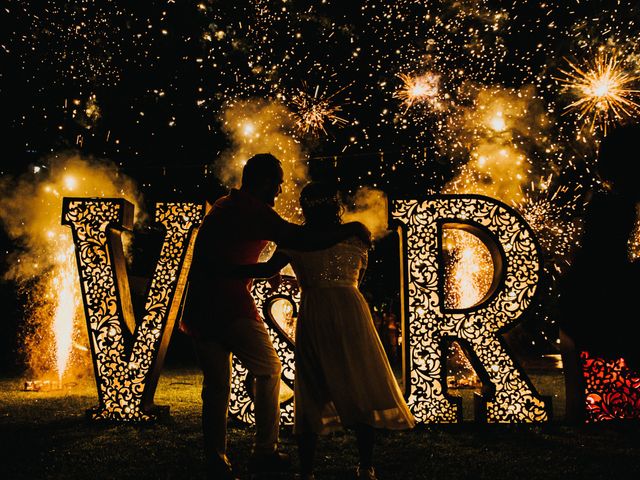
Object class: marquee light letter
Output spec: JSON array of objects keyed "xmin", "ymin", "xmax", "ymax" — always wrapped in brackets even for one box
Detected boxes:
[
  {"xmin": 392, "ymin": 195, "xmax": 549, "ymax": 423},
  {"xmin": 229, "ymin": 276, "xmax": 299, "ymax": 425},
  {"xmin": 62, "ymin": 198, "xmax": 204, "ymax": 421}
]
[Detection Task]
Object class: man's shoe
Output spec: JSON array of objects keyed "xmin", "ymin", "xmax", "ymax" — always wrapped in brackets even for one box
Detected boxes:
[
  {"xmin": 248, "ymin": 449, "xmax": 292, "ymax": 473},
  {"xmin": 206, "ymin": 454, "xmax": 239, "ymax": 480},
  {"xmin": 355, "ymin": 465, "xmax": 377, "ymax": 480}
]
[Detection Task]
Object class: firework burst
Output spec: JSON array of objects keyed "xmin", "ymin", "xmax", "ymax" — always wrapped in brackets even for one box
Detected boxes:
[
  {"xmin": 394, "ymin": 72, "xmax": 443, "ymax": 111},
  {"xmin": 558, "ymin": 53, "xmax": 640, "ymax": 133},
  {"xmin": 513, "ymin": 176, "xmax": 584, "ymax": 275},
  {"xmin": 290, "ymin": 84, "xmax": 349, "ymax": 136}
]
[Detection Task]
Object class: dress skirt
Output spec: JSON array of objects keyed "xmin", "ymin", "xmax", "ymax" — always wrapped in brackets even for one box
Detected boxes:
[{"xmin": 293, "ymin": 285, "xmax": 415, "ymax": 434}]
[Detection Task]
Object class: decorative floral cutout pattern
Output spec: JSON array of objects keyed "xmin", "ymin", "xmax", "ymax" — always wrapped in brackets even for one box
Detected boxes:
[
  {"xmin": 62, "ymin": 199, "xmax": 203, "ymax": 421},
  {"xmin": 228, "ymin": 276, "xmax": 300, "ymax": 425},
  {"xmin": 582, "ymin": 352, "xmax": 640, "ymax": 422},
  {"xmin": 392, "ymin": 195, "xmax": 549, "ymax": 423},
  {"xmin": 63, "ymin": 195, "xmax": 551, "ymax": 424}
]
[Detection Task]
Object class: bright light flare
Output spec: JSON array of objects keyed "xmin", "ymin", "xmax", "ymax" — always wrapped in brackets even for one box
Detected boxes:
[
  {"xmin": 558, "ymin": 53, "xmax": 640, "ymax": 133},
  {"xmin": 489, "ymin": 111, "xmax": 507, "ymax": 132},
  {"xmin": 443, "ymin": 229, "xmax": 493, "ymax": 310},
  {"xmin": 51, "ymin": 250, "xmax": 79, "ymax": 382},
  {"xmin": 63, "ymin": 175, "xmax": 77, "ymax": 190},
  {"xmin": 241, "ymin": 121, "xmax": 256, "ymax": 137}
]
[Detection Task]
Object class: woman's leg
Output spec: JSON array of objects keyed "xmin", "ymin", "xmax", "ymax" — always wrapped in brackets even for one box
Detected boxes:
[
  {"xmin": 296, "ymin": 417, "xmax": 318, "ymax": 476},
  {"xmin": 354, "ymin": 423, "xmax": 375, "ymax": 469}
]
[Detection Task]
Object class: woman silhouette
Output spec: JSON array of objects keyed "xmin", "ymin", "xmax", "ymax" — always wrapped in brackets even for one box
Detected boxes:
[
  {"xmin": 558, "ymin": 123, "xmax": 640, "ymax": 422},
  {"xmin": 234, "ymin": 182, "xmax": 415, "ymax": 479}
]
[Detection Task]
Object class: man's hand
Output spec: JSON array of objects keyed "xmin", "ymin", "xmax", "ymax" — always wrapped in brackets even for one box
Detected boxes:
[
  {"xmin": 345, "ymin": 221, "xmax": 372, "ymax": 248},
  {"xmin": 267, "ymin": 273, "xmax": 283, "ymax": 291}
]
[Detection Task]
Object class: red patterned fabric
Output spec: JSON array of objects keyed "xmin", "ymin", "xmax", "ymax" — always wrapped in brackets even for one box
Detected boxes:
[{"xmin": 581, "ymin": 351, "xmax": 640, "ymax": 422}]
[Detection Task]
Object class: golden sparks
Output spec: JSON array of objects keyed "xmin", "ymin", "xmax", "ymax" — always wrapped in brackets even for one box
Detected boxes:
[
  {"xmin": 559, "ymin": 53, "xmax": 640, "ymax": 133},
  {"xmin": 291, "ymin": 83, "xmax": 350, "ymax": 136}
]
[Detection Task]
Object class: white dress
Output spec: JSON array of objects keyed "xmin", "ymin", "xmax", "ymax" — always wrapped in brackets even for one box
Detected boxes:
[{"xmin": 280, "ymin": 237, "xmax": 415, "ymax": 434}]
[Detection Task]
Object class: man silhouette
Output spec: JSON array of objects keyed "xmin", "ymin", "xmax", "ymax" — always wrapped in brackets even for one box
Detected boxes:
[{"xmin": 181, "ymin": 153, "xmax": 370, "ymax": 479}]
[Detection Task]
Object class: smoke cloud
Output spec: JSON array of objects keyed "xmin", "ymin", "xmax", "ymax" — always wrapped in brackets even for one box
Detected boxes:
[
  {"xmin": 0, "ymin": 153, "xmax": 143, "ymax": 381},
  {"xmin": 216, "ymin": 99, "xmax": 309, "ymax": 223},
  {"xmin": 443, "ymin": 84, "xmax": 551, "ymax": 203},
  {"xmin": 343, "ymin": 187, "xmax": 390, "ymax": 240}
]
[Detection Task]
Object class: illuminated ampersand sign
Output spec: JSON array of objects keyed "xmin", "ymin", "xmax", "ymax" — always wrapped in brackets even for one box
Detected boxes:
[
  {"xmin": 392, "ymin": 195, "xmax": 549, "ymax": 423},
  {"xmin": 229, "ymin": 276, "xmax": 300, "ymax": 425},
  {"xmin": 62, "ymin": 198, "xmax": 204, "ymax": 421}
]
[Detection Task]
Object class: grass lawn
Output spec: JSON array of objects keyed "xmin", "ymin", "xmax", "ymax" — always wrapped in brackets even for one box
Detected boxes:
[{"xmin": 1, "ymin": 369, "xmax": 639, "ymax": 480}]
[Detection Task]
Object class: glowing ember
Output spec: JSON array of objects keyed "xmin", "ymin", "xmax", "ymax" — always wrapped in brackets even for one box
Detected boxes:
[
  {"xmin": 558, "ymin": 53, "xmax": 640, "ymax": 133},
  {"xmin": 629, "ymin": 206, "xmax": 640, "ymax": 262}
]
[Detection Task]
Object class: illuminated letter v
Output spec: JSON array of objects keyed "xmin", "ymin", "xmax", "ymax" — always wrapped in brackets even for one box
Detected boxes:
[{"xmin": 62, "ymin": 198, "xmax": 204, "ymax": 421}]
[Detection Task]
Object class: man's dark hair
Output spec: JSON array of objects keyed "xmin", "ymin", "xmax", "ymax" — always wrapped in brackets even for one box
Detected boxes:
[{"xmin": 241, "ymin": 153, "xmax": 282, "ymax": 189}]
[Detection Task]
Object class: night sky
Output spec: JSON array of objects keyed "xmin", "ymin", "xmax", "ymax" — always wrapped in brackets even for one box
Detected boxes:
[
  {"xmin": 3, "ymin": 2, "xmax": 637, "ymax": 180},
  {"xmin": 1, "ymin": 1, "xmax": 639, "ymax": 372}
]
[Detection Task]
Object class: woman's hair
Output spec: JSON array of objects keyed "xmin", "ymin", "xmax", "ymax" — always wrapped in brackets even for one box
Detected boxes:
[{"xmin": 299, "ymin": 182, "xmax": 343, "ymax": 226}]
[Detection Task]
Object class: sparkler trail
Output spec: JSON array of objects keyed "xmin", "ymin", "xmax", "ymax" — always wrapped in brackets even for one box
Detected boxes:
[{"xmin": 515, "ymin": 177, "xmax": 585, "ymax": 276}]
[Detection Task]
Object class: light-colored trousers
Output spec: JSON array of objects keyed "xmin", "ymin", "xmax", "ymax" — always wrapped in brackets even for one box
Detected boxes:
[{"xmin": 194, "ymin": 316, "xmax": 282, "ymax": 461}]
